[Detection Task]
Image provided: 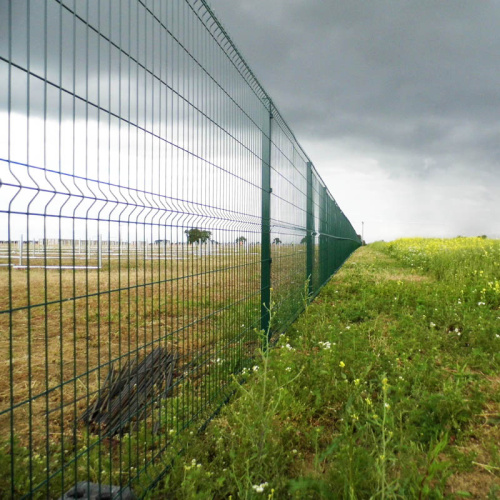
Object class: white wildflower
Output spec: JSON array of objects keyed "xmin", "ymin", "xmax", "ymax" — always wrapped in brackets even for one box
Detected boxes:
[{"xmin": 252, "ymin": 482, "xmax": 268, "ymax": 493}]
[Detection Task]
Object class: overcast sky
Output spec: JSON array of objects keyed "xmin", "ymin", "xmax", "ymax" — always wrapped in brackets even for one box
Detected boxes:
[{"xmin": 208, "ymin": 0, "xmax": 500, "ymax": 242}]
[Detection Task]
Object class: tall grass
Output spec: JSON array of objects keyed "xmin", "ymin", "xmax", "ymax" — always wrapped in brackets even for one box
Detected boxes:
[{"xmin": 156, "ymin": 238, "xmax": 500, "ymax": 499}]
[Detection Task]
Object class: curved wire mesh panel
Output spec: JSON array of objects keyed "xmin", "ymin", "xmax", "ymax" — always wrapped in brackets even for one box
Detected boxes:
[{"xmin": 0, "ymin": 0, "xmax": 361, "ymax": 497}]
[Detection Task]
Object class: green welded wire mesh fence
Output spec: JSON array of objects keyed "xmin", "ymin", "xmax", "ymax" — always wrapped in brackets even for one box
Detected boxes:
[{"xmin": 0, "ymin": 0, "xmax": 361, "ymax": 497}]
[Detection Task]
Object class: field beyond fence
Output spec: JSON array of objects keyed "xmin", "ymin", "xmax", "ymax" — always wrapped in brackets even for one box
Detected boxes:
[{"xmin": 0, "ymin": 0, "xmax": 360, "ymax": 497}]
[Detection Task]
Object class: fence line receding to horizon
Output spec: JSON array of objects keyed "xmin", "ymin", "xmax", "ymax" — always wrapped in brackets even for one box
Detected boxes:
[{"xmin": 0, "ymin": 0, "xmax": 361, "ymax": 497}]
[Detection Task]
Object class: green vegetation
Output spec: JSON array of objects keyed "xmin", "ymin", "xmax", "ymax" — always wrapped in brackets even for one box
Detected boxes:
[
  {"xmin": 2, "ymin": 238, "xmax": 499, "ymax": 498},
  {"xmin": 184, "ymin": 228, "xmax": 212, "ymax": 244},
  {"xmin": 156, "ymin": 238, "xmax": 500, "ymax": 498}
]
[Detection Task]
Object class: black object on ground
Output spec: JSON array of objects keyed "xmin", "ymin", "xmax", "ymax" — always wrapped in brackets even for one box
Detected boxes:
[{"xmin": 59, "ymin": 481, "xmax": 136, "ymax": 500}]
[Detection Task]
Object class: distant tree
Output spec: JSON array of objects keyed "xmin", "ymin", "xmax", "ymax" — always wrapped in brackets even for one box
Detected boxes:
[
  {"xmin": 235, "ymin": 236, "xmax": 247, "ymax": 244},
  {"xmin": 272, "ymin": 237, "xmax": 282, "ymax": 245},
  {"xmin": 300, "ymin": 236, "xmax": 307, "ymax": 244},
  {"xmin": 185, "ymin": 228, "xmax": 212, "ymax": 244}
]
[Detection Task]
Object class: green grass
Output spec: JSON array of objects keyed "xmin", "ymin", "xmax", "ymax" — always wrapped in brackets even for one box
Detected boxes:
[{"xmin": 153, "ymin": 240, "xmax": 500, "ymax": 499}]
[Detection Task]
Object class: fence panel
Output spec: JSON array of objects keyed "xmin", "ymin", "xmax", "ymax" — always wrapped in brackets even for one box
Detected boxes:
[{"xmin": 0, "ymin": 0, "xmax": 361, "ymax": 497}]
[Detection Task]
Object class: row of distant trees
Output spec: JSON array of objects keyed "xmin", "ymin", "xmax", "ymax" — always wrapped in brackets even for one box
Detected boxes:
[{"xmin": 185, "ymin": 228, "xmax": 284, "ymax": 245}]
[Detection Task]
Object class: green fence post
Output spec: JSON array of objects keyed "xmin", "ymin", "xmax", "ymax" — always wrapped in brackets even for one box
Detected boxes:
[
  {"xmin": 306, "ymin": 162, "xmax": 314, "ymax": 297},
  {"xmin": 326, "ymin": 194, "xmax": 331, "ymax": 278},
  {"xmin": 319, "ymin": 186, "xmax": 328, "ymax": 285},
  {"xmin": 261, "ymin": 99, "xmax": 273, "ymax": 338},
  {"xmin": 327, "ymin": 195, "xmax": 333, "ymax": 275}
]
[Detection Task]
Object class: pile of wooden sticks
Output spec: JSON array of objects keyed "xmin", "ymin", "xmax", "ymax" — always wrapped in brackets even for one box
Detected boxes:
[{"xmin": 81, "ymin": 347, "xmax": 176, "ymax": 436}]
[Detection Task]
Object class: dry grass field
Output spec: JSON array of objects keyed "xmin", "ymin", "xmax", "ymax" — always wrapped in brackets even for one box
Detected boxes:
[{"xmin": 0, "ymin": 241, "xmax": 307, "ymax": 455}]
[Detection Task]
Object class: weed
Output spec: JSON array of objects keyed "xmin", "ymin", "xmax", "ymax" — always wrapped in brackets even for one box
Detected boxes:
[{"xmin": 156, "ymin": 239, "xmax": 500, "ymax": 498}]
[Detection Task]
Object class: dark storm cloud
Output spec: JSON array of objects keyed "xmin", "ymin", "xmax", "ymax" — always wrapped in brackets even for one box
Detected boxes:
[{"xmin": 208, "ymin": 0, "xmax": 500, "ymax": 175}]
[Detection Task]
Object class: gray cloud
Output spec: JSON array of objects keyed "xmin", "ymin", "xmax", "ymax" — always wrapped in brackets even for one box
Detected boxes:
[
  {"xmin": 210, "ymin": 0, "xmax": 500, "ymax": 153},
  {"xmin": 2, "ymin": 0, "xmax": 499, "ymax": 241},
  {"xmin": 209, "ymin": 0, "xmax": 500, "ymax": 238}
]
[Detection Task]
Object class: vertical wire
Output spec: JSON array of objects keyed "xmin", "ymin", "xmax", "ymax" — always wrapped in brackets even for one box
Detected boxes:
[
  {"xmin": 156, "ymin": 0, "xmax": 163, "ymax": 455},
  {"xmin": 213, "ymin": 15, "xmax": 218, "ymax": 402},
  {"xmin": 96, "ymin": 0, "xmax": 103, "ymax": 491},
  {"xmin": 199, "ymin": 8, "xmax": 204, "ymax": 411},
  {"xmin": 42, "ymin": 0, "xmax": 51, "ymax": 491},
  {"xmin": 182, "ymin": 0, "xmax": 190, "ymax": 428},
  {"xmin": 218, "ymin": 27, "xmax": 223, "ymax": 397},
  {"xmin": 213, "ymin": 23, "xmax": 218, "ymax": 399},
  {"xmin": 134, "ymin": 0, "xmax": 140, "ymax": 471},
  {"xmin": 126, "ymin": 0, "xmax": 133, "ymax": 474},
  {"xmin": 148, "ymin": 3, "xmax": 155, "ymax": 464},
  {"xmin": 225, "ymin": 31, "xmax": 229, "ymax": 386},
  {"xmin": 158, "ymin": 0, "xmax": 164, "ymax": 452},
  {"xmin": 204, "ymin": 15, "xmax": 211, "ymax": 406},
  {"xmin": 153, "ymin": 0, "xmax": 160, "ymax": 460},
  {"xmin": 25, "ymin": 0, "xmax": 34, "ymax": 493},
  {"xmin": 70, "ymin": 0, "xmax": 78, "ymax": 487},
  {"xmin": 189, "ymin": 0, "xmax": 193, "ymax": 419},
  {"xmin": 176, "ymin": 0, "xmax": 183, "ymax": 432},
  {"xmin": 7, "ymin": 2, "xmax": 16, "ymax": 498},
  {"xmin": 146, "ymin": 3, "xmax": 152, "ymax": 443},
  {"xmin": 189, "ymin": 0, "xmax": 194, "ymax": 419},
  {"xmin": 6, "ymin": 1, "xmax": 14, "ymax": 490},
  {"xmin": 142, "ymin": 1, "xmax": 148, "ymax": 467},
  {"xmin": 157, "ymin": 1, "xmax": 164, "ymax": 433},
  {"xmin": 95, "ymin": 0, "xmax": 103, "ymax": 495},
  {"xmin": 240, "ymin": 63, "xmax": 244, "ymax": 362},
  {"xmin": 214, "ymin": 15, "xmax": 219, "ymax": 401},
  {"xmin": 200, "ymin": 8, "xmax": 205, "ymax": 412},
  {"xmin": 243, "ymin": 62, "xmax": 248, "ymax": 364},
  {"xmin": 57, "ymin": 1, "xmax": 65, "ymax": 493},
  {"xmin": 192, "ymin": 3, "xmax": 199, "ymax": 419},
  {"xmin": 117, "ymin": 0, "xmax": 124, "ymax": 486},
  {"xmin": 167, "ymin": 0, "xmax": 173, "ymax": 440},
  {"xmin": 84, "ymin": 0, "xmax": 91, "ymax": 484},
  {"xmin": 169, "ymin": 0, "xmax": 175, "ymax": 436},
  {"xmin": 204, "ymin": 7, "xmax": 209, "ymax": 404},
  {"xmin": 194, "ymin": 2, "xmax": 200, "ymax": 420},
  {"xmin": 171, "ymin": 0, "xmax": 178, "ymax": 436},
  {"xmin": 106, "ymin": 0, "xmax": 113, "ymax": 484},
  {"xmin": 230, "ymin": 35, "xmax": 234, "ymax": 378}
]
